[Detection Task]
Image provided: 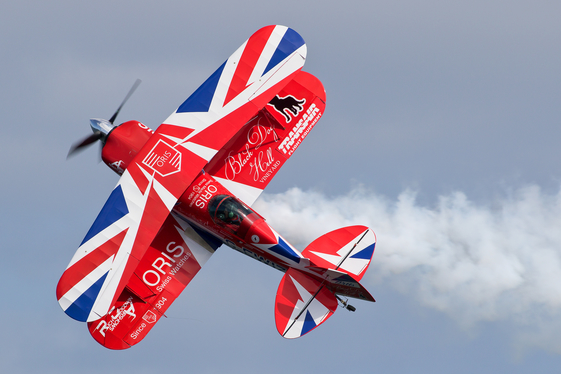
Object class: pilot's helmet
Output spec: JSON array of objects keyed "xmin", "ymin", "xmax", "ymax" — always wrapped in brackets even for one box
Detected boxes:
[{"xmin": 219, "ymin": 209, "xmax": 235, "ymax": 221}]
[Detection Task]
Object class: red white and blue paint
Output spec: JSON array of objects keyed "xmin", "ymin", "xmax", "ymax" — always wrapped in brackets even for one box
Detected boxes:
[{"xmin": 56, "ymin": 25, "xmax": 376, "ymax": 349}]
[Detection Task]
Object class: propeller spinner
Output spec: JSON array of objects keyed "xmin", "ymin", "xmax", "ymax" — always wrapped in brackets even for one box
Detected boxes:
[{"xmin": 67, "ymin": 79, "xmax": 141, "ymax": 158}]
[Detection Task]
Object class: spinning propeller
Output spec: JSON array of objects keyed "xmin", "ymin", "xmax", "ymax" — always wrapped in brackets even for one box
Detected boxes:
[{"xmin": 67, "ymin": 79, "xmax": 141, "ymax": 158}]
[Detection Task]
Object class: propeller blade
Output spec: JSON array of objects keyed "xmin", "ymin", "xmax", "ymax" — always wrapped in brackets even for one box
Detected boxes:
[
  {"xmin": 108, "ymin": 79, "xmax": 141, "ymax": 124},
  {"xmin": 67, "ymin": 133, "xmax": 103, "ymax": 158},
  {"xmin": 68, "ymin": 79, "xmax": 141, "ymax": 160}
]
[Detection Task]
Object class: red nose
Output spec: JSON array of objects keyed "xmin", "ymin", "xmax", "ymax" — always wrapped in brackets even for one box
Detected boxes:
[{"xmin": 237, "ymin": 213, "xmax": 277, "ymax": 245}]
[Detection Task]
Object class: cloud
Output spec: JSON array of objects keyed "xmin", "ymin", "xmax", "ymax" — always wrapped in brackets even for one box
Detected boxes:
[{"xmin": 253, "ymin": 185, "xmax": 561, "ymax": 353}]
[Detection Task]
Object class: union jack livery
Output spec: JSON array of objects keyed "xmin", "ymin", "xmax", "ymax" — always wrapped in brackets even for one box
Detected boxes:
[{"xmin": 58, "ymin": 25, "xmax": 376, "ymax": 349}]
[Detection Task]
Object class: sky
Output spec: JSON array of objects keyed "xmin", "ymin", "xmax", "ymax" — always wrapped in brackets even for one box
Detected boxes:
[{"xmin": 1, "ymin": 0, "xmax": 561, "ymax": 372}]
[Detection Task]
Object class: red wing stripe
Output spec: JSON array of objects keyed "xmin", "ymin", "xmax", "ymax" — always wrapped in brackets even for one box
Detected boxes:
[
  {"xmin": 224, "ymin": 26, "xmax": 274, "ymax": 106},
  {"xmin": 56, "ymin": 230, "xmax": 128, "ymax": 299}
]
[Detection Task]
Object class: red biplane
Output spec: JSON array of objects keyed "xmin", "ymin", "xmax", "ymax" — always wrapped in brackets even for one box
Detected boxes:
[{"xmin": 56, "ymin": 25, "xmax": 376, "ymax": 349}]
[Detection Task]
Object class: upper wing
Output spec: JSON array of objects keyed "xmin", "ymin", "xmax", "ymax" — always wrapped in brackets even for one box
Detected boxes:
[
  {"xmin": 57, "ymin": 25, "xmax": 307, "ymax": 322},
  {"xmin": 204, "ymin": 71, "xmax": 325, "ymax": 206},
  {"xmin": 161, "ymin": 25, "xmax": 307, "ymax": 153},
  {"xmin": 87, "ymin": 213, "xmax": 221, "ymax": 349}
]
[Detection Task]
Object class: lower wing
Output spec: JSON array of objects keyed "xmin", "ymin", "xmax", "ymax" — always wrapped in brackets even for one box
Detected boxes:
[{"xmin": 87, "ymin": 213, "xmax": 221, "ymax": 349}]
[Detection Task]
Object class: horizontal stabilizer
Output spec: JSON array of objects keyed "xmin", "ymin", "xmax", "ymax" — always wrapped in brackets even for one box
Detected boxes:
[
  {"xmin": 319, "ymin": 268, "xmax": 375, "ymax": 302},
  {"xmin": 302, "ymin": 225, "xmax": 376, "ymax": 281},
  {"xmin": 274, "ymin": 268, "xmax": 337, "ymax": 339}
]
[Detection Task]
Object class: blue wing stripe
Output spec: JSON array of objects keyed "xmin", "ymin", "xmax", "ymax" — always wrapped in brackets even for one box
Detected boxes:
[
  {"xmin": 263, "ymin": 28, "xmax": 305, "ymax": 76},
  {"xmin": 177, "ymin": 62, "xmax": 226, "ymax": 113},
  {"xmin": 81, "ymin": 185, "xmax": 129, "ymax": 245},
  {"xmin": 64, "ymin": 271, "xmax": 109, "ymax": 321}
]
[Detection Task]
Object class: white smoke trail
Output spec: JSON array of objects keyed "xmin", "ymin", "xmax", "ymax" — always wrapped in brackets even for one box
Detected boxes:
[{"xmin": 253, "ymin": 185, "xmax": 561, "ymax": 353}]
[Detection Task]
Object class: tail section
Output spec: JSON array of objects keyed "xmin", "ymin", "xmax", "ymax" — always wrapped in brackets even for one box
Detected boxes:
[
  {"xmin": 275, "ymin": 268, "xmax": 337, "ymax": 338},
  {"xmin": 302, "ymin": 225, "xmax": 376, "ymax": 281},
  {"xmin": 274, "ymin": 226, "xmax": 376, "ymax": 338}
]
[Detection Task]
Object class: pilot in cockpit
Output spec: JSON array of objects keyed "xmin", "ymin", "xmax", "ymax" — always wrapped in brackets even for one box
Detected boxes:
[
  {"xmin": 209, "ymin": 195, "xmax": 250, "ymax": 232},
  {"xmin": 218, "ymin": 207, "xmax": 241, "ymax": 225}
]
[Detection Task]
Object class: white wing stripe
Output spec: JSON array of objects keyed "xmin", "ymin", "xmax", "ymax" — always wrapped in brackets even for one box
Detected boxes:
[
  {"xmin": 213, "ymin": 176, "xmax": 263, "ymax": 206},
  {"xmin": 59, "ymin": 255, "xmax": 114, "ymax": 311},
  {"xmin": 247, "ymin": 25, "xmax": 287, "ymax": 85}
]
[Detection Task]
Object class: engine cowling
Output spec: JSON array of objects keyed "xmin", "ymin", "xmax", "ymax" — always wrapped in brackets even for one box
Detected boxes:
[{"xmin": 101, "ymin": 120, "xmax": 154, "ymax": 175}]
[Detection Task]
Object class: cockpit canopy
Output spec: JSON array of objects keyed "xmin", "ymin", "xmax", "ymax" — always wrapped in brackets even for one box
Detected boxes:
[{"xmin": 208, "ymin": 195, "xmax": 252, "ymax": 233}]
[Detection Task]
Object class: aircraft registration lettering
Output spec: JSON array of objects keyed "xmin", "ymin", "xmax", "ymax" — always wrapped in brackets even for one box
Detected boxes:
[
  {"xmin": 240, "ymin": 247, "xmax": 286, "ymax": 272},
  {"xmin": 332, "ymin": 280, "xmax": 360, "ymax": 288}
]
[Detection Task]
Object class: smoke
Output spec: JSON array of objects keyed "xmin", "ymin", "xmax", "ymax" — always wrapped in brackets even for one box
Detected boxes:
[{"xmin": 253, "ymin": 185, "xmax": 561, "ymax": 353}]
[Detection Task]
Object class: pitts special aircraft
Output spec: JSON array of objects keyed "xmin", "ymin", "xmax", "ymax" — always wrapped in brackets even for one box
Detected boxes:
[{"xmin": 56, "ymin": 25, "xmax": 376, "ymax": 349}]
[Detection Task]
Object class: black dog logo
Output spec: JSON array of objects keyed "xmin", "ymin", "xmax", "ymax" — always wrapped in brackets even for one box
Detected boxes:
[{"xmin": 268, "ymin": 95, "xmax": 306, "ymax": 123}]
